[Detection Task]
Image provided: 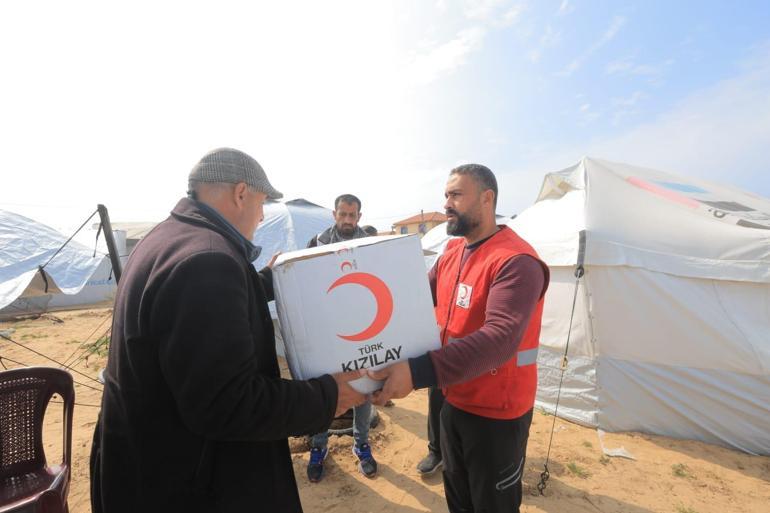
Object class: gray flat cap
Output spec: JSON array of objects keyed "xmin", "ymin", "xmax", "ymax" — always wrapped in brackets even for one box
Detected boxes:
[{"xmin": 189, "ymin": 148, "xmax": 283, "ymax": 199}]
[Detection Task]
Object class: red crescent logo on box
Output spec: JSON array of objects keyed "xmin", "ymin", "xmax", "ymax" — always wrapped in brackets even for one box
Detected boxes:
[{"xmin": 327, "ymin": 272, "xmax": 394, "ymax": 342}]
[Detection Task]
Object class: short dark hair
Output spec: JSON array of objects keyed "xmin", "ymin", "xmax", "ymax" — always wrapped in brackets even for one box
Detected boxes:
[
  {"xmin": 335, "ymin": 194, "xmax": 362, "ymax": 211},
  {"xmin": 362, "ymin": 225, "xmax": 378, "ymax": 236},
  {"xmin": 450, "ymin": 164, "xmax": 498, "ymax": 207}
]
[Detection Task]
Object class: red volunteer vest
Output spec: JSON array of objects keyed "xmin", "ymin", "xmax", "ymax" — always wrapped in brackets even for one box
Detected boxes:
[{"xmin": 435, "ymin": 226, "xmax": 545, "ymax": 420}]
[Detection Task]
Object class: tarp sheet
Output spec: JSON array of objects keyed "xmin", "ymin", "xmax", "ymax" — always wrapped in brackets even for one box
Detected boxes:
[{"xmin": 0, "ymin": 208, "xmax": 108, "ymax": 311}]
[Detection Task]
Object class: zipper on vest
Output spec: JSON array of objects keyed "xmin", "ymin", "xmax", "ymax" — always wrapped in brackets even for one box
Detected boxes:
[{"xmin": 440, "ymin": 252, "xmax": 464, "ymax": 344}]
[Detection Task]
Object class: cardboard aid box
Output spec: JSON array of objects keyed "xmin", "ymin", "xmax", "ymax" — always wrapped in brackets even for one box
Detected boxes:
[{"xmin": 272, "ymin": 234, "xmax": 440, "ymax": 394}]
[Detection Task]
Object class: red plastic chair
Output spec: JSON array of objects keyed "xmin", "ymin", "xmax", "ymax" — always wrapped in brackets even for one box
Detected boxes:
[{"xmin": 0, "ymin": 367, "xmax": 74, "ymax": 513}]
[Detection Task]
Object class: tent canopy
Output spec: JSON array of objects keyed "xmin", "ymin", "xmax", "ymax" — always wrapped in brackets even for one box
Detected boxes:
[
  {"xmin": 0, "ymin": 208, "xmax": 108, "ymax": 311},
  {"xmin": 251, "ymin": 199, "xmax": 333, "ymax": 269},
  {"xmin": 519, "ymin": 157, "xmax": 770, "ymax": 282}
]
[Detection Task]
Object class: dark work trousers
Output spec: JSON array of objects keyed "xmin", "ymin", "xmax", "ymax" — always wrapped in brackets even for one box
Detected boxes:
[
  {"xmin": 440, "ymin": 403, "xmax": 533, "ymax": 513},
  {"xmin": 427, "ymin": 386, "xmax": 445, "ymax": 456}
]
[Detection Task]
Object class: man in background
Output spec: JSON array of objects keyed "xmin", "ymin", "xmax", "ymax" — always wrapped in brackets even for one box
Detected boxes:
[
  {"xmin": 307, "ymin": 194, "xmax": 370, "ymax": 247},
  {"xmin": 306, "ymin": 194, "xmax": 379, "ymax": 482}
]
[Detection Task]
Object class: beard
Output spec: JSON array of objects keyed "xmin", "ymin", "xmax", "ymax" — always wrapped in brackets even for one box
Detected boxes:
[
  {"xmin": 446, "ymin": 209, "xmax": 478, "ymax": 236},
  {"xmin": 337, "ymin": 223, "xmax": 356, "ymax": 236}
]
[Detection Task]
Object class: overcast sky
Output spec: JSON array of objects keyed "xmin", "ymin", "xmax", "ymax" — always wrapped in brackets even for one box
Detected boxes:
[{"xmin": 1, "ymin": 0, "xmax": 769, "ymax": 231}]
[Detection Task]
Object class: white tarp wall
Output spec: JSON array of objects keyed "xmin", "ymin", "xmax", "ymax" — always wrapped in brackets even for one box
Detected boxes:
[
  {"xmin": 0, "ymin": 209, "xmax": 112, "ymax": 317},
  {"xmin": 422, "ymin": 157, "xmax": 770, "ymax": 454}
]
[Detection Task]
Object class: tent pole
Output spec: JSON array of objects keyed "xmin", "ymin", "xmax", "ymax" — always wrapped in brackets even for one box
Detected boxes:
[{"xmin": 97, "ymin": 204, "xmax": 123, "ymax": 285}]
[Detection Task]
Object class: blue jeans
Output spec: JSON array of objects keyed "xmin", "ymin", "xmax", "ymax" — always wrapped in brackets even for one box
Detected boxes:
[{"xmin": 311, "ymin": 401, "xmax": 372, "ymax": 449}]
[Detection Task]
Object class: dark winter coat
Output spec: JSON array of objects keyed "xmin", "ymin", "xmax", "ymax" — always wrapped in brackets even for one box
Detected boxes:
[{"xmin": 90, "ymin": 198, "xmax": 338, "ymax": 513}]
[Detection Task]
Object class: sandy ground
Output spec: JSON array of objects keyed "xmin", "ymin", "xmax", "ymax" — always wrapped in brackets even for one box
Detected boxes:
[{"xmin": 1, "ymin": 307, "xmax": 769, "ymax": 513}]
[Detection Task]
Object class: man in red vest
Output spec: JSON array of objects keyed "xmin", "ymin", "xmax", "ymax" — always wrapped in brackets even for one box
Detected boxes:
[{"xmin": 370, "ymin": 164, "xmax": 549, "ymax": 513}]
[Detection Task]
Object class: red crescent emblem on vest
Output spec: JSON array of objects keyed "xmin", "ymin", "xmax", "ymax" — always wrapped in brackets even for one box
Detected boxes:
[{"xmin": 327, "ymin": 272, "xmax": 393, "ymax": 342}]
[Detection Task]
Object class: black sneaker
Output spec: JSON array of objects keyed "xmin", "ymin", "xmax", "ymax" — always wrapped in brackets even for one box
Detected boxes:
[
  {"xmin": 416, "ymin": 452, "xmax": 443, "ymax": 475},
  {"xmin": 307, "ymin": 447, "xmax": 327, "ymax": 483},
  {"xmin": 352, "ymin": 443, "xmax": 378, "ymax": 478}
]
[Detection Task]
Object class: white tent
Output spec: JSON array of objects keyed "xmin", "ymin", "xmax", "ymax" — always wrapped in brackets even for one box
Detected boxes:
[
  {"xmin": 251, "ymin": 198, "xmax": 333, "ymax": 269},
  {"xmin": 251, "ymin": 199, "xmax": 333, "ymax": 356},
  {"xmin": 422, "ymin": 157, "xmax": 770, "ymax": 454},
  {"xmin": 109, "ymin": 222, "xmax": 158, "ymax": 256},
  {"xmin": 0, "ymin": 209, "xmax": 117, "ymax": 318},
  {"xmin": 421, "ymin": 221, "xmax": 454, "ymax": 270}
]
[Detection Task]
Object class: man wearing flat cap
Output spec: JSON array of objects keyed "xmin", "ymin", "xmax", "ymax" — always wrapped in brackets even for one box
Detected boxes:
[{"xmin": 90, "ymin": 148, "xmax": 366, "ymax": 513}]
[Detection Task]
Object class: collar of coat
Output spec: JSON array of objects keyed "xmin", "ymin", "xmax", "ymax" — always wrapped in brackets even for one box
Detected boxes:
[
  {"xmin": 318, "ymin": 224, "xmax": 370, "ymax": 245},
  {"xmin": 170, "ymin": 197, "xmax": 262, "ymax": 263}
]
